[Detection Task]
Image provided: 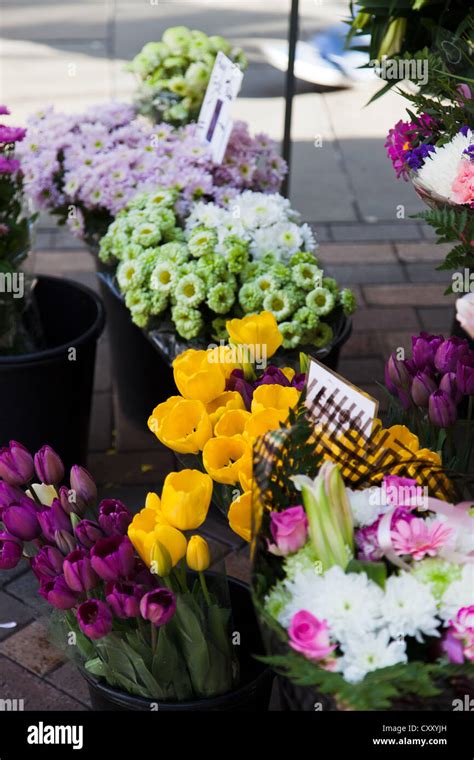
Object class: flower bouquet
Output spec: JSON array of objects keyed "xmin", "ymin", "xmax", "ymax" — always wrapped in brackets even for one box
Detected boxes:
[
  {"xmin": 99, "ymin": 189, "xmax": 355, "ymax": 356},
  {"xmin": 18, "ymin": 103, "xmax": 285, "ymax": 247},
  {"xmin": 147, "ymin": 311, "xmax": 306, "ymax": 539},
  {"xmin": 385, "ymin": 332, "xmax": 474, "ymax": 471},
  {"xmin": 0, "ymin": 105, "xmax": 36, "ymax": 353},
  {"xmin": 0, "ymin": 441, "xmax": 271, "ymax": 709},
  {"xmin": 251, "ymin": 398, "xmax": 474, "ymax": 711},
  {"xmin": 128, "ymin": 27, "xmax": 247, "ymax": 126}
]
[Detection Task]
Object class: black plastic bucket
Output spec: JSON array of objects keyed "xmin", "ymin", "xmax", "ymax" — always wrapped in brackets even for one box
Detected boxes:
[
  {"xmin": 0, "ymin": 275, "xmax": 105, "ymax": 469},
  {"xmin": 83, "ymin": 576, "xmax": 273, "ymax": 711}
]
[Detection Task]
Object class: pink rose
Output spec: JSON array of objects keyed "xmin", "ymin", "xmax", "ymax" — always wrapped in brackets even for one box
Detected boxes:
[
  {"xmin": 288, "ymin": 610, "xmax": 336, "ymax": 662},
  {"xmin": 451, "ymin": 159, "xmax": 474, "ymax": 205},
  {"xmin": 456, "ymin": 293, "xmax": 474, "ymax": 340},
  {"xmin": 269, "ymin": 506, "xmax": 308, "ymax": 556},
  {"xmin": 442, "ymin": 628, "xmax": 465, "ymax": 664}
]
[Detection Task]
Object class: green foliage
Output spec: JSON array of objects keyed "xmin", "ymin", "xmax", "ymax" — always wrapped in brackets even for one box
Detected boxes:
[{"xmin": 414, "ymin": 205, "xmax": 474, "ymax": 276}]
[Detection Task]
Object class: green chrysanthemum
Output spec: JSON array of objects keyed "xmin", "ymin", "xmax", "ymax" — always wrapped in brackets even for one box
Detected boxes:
[
  {"xmin": 146, "ymin": 188, "xmax": 177, "ymax": 209},
  {"xmin": 411, "ymin": 559, "xmax": 462, "ymax": 600},
  {"xmin": 263, "ymin": 290, "xmax": 293, "ymax": 321},
  {"xmin": 224, "ymin": 238, "xmax": 250, "ymax": 274},
  {"xmin": 238, "ymin": 282, "xmax": 264, "ymax": 314},
  {"xmin": 264, "ymin": 583, "xmax": 291, "ymax": 621},
  {"xmin": 283, "ymin": 543, "xmax": 322, "ymax": 579},
  {"xmin": 278, "ymin": 320, "xmax": 303, "ymax": 349},
  {"xmin": 240, "ymin": 261, "xmax": 261, "ymax": 281},
  {"xmin": 117, "ymin": 259, "xmax": 143, "ymax": 292},
  {"xmin": 254, "ymin": 273, "xmax": 278, "ymax": 295},
  {"xmin": 150, "ymin": 260, "xmax": 179, "ymax": 293},
  {"xmin": 290, "ymin": 251, "xmax": 318, "ymax": 267},
  {"xmin": 340, "ymin": 288, "xmax": 357, "ymax": 316},
  {"xmin": 187, "ymin": 227, "xmax": 217, "ymax": 257},
  {"xmin": 270, "ymin": 263, "xmax": 291, "ymax": 285},
  {"xmin": 158, "ymin": 242, "xmax": 189, "ymax": 265},
  {"xmin": 152, "ymin": 208, "xmax": 176, "ymax": 231},
  {"xmin": 294, "ymin": 306, "xmax": 319, "ymax": 331},
  {"xmin": 123, "ymin": 243, "xmax": 144, "ymax": 260},
  {"xmin": 211, "ymin": 317, "xmax": 229, "ymax": 342},
  {"xmin": 99, "ymin": 236, "xmax": 115, "ymax": 264},
  {"xmin": 175, "ymin": 273, "xmax": 206, "ymax": 307},
  {"xmin": 260, "ymin": 252, "xmax": 277, "ymax": 267},
  {"xmin": 292, "ymin": 262, "xmax": 322, "ymax": 291},
  {"xmin": 308, "ymin": 321, "xmax": 333, "ymax": 348},
  {"xmin": 150, "ymin": 290, "xmax": 169, "ymax": 316},
  {"xmin": 305, "ymin": 286, "xmax": 335, "ymax": 316},
  {"xmin": 207, "ymin": 282, "xmax": 236, "ymax": 314},
  {"xmin": 163, "ymin": 225, "xmax": 186, "ymax": 243},
  {"xmin": 132, "ymin": 223, "xmax": 162, "ymax": 248},
  {"xmin": 173, "ymin": 308, "xmax": 204, "ymax": 340},
  {"xmin": 322, "ymin": 276, "xmax": 339, "ymax": 295}
]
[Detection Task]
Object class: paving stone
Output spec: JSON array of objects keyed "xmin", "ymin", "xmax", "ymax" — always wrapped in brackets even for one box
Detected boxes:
[
  {"xmin": 89, "ymin": 391, "xmax": 113, "ymax": 452},
  {"xmin": 324, "ymin": 262, "xmax": 406, "ymax": 285},
  {"xmin": 33, "ymin": 229, "xmax": 52, "ymax": 250},
  {"xmin": 0, "ymin": 592, "xmax": 33, "ymax": 641},
  {"xmin": 329, "ymin": 222, "xmax": 422, "ymax": 242},
  {"xmin": 378, "ymin": 331, "xmax": 415, "ymax": 360},
  {"xmin": 45, "ymin": 662, "xmax": 92, "ymax": 709},
  {"xmin": 0, "ymin": 562, "xmax": 28, "ymax": 590},
  {"xmin": 88, "ymin": 450, "xmax": 176, "ymax": 487},
  {"xmin": 0, "ymin": 618, "xmax": 64, "ymax": 676},
  {"xmin": 420, "ymin": 224, "xmax": 438, "ymax": 240},
  {"xmin": 395, "ymin": 242, "xmax": 451, "ymax": 262},
  {"xmin": 337, "ymin": 357, "xmax": 385, "ymax": 386},
  {"xmin": 352, "ymin": 307, "xmax": 420, "ymax": 332},
  {"xmin": 339, "ymin": 331, "xmax": 382, "ymax": 358},
  {"xmin": 405, "ymin": 263, "xmax": 452, "ymax": 284},
  {"xmin": 93, "ymin": 336, "xmax": 111, "ymax": 393},
  {"xmin": 319, "ymin": 242, "xmax": 396, "ymax": 264},
  {"xmin": 363, "ymin": 283, "xmax": 456, "ymax": 307},
  {"xmin": 0, "ymin": 655, "xmax": 86, "ymax": 711},
  {"xmin": 5, "ymin": 572, "xmax": 49, "ymax": 615},
  {"xmin": 308, "ymin": 223, "xmax": 331, "ymax": 243},
  {"xmin": 418, "ymin": 307, "xmax": 455, "ymax": 333},
  {"xmin": 35, "ymin": 250, "xmax": 96, "ymax": 274},
  {"xmin": 201, "ymin": 508, "xmax": 246, "ymax": 550}
]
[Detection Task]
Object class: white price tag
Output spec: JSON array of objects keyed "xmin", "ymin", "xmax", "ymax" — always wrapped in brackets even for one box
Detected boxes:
[
  {"xmin": 197, "ymin": 51, "xmax": 244, "ymax": 164},
  {"xmin": 305, "ymin": 357, "xmax": 379, "ymax": 437}
]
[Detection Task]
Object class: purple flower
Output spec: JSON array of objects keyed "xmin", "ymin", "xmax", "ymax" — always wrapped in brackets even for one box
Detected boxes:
[
  {"xmin": 0, "ymin": 106, "xmax": 10, "ymax": 115},
  {"xmin": 74, "ymin": 519, "xmax": 104, "ymax": 549},
  {"xmin": 0, "ymin": 441, "xmax": 34, "ymax": 486},
  {"xmin": 140, "ymin": 588, "xmax": 176, "ymax": 627},
  {"xmin": 442, "ymin": 628, "xmax": 465, "ymax": 664},
  {"xmin": 70, "ymin": 465, "xmax": 97, "ymax": 509},
  {"xmin": 0, "ymin": 531, "xmax": 22, "ymax": 570},
  {"xmin": 0, "ymin": 481, "xmax": 34, "ymax": 513},
  {"xmin": 410, "ymin": 371, "xmax": 437, "ymax": 407},
  {"xmin": 2, "ymin": 503, "xmax": 41, "ymax": 541},
  {"xmin": 434, "ymin": 337, "xmax": 469, "ymax": 374},
  {"xmin": 98, "ymin": 499, "xmax": 132, "ymax": 537},
  {"xmin": 291, "ymin": 372, "xmax": 306, "ymax": 391},
  {"xmin": 255, "ymin": 366, "xmax": 291, "ymax": 387},
  {"xmin": 34, "ymin": 445, "xmax": 65, "ymax": 486},
  {"xmin": 439, "ymin": 372, "xmax": 463, "ymax": 404},
  {"xmin": 0, "ymin": 125, "xmax": 26, "ymax": 143},
  {"xmin": 39, "ymin": 575, "xmax": 79, "ymax": 609},
  {"xmin": 63, "ymin": 548, "xmax": 99, "ymax": 592},
  {"xmin": 90, "ymin": 535, "xmax": 135, "ymax": 582},
  {"xmin": 269, "ymin": 506, "xmax": 308, "ymax": 556},
  {"xmin": 456, "ymin": 354, "xmax": 474, "ymax": 395},
  {"xmin": 77, "ymin": 599, "xmax": 113, "ymax": 639},
  {"xmin": 105, "ymin": 580, "xmax": 145, "ymax": 618},
  {"xmin": 386, "ymin": 353, "xmax": 411, "ymax": 389},
  {"xmin": 37, "ymin": 499, "xmax": 72, "ymax": 543},
  {"xmin": 31, "ymin": 546, "xmax": 64, "ymax": 582},
  {"xmin": 0, "ymin": 156, "xmax": 20, "ymax": 174},
  {"xmin": 412, "ymin": 332, "xmax": 444, "ymax": 371},
  {"xmin": 225, "ymin": 369, "xmax": 254, "ymax": 410},
  {"xmin": 54, "ymin": 529, "xmax": 77, "ymax": 556},
  {"xmin": 428, "ymin": 390, "xmax": 457, "ymax": 427}
]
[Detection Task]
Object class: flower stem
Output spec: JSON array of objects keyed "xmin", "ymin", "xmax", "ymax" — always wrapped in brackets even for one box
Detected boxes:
[
  {"xmin": 199, "ymin": 572, "xmax": 211, "ymax": 606},
  {"xmin": 151, "ymin": 623, "xmax": 157, "ymax": 656}
]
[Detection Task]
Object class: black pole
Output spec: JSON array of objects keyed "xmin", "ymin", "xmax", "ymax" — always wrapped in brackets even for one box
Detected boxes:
[{"xmin": 281, "ymin": 0, "xmax": 299, "ymax": 198}]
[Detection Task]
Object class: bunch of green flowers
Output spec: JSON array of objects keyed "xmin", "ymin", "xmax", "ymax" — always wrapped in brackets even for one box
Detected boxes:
[
  {"xmin": 99, "ymin": 190, "xmax": 356, "ymax": 346},
  {"xmin": 128, "ymin": 27, "xmax": 248, "ymax": 126}
]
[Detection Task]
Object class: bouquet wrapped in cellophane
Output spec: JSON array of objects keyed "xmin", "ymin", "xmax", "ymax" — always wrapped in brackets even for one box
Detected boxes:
[{"xmin": 251, "ymin": 383, "xmax": 474, "ymax": 711}]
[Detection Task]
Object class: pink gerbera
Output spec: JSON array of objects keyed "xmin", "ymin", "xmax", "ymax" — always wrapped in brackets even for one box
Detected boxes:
[
  {"xmin": 391, "ymin": 517, "xmax": 453, "ymax": 561},
  {"xmin": 451, "ymin": 159, "xmax": 474, "ymax": 205}
]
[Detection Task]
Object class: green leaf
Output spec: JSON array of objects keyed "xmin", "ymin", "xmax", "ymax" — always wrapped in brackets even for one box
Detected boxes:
[
  {"xmin": 152, "ymin": 622, "xmax": 193, "ymax": 701},
  {"xmin": 346, "ymin": 559, "xmax": 387, "ymax": 588}
]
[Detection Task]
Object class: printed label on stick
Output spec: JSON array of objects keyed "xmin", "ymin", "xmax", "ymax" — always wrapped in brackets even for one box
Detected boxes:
[{"xmin": 197, "ymin": 51, "xmax": 244, "ymax": 163}]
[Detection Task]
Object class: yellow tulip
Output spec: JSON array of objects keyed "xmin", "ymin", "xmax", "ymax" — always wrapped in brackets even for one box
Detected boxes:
[
  {"xmin": 129, "ymin": 508, "xmax": 158, "ymax": 534},
  {"xmin": 206, "ymin": 345, "xmax": 240, "ymax": 380},
  {"xmin": 161, "ymin": 469, "xmax": 213, "ymax": 530},
  {"xmin": 214, "ymin": 409, "xmax": 252, "ymax": 438},
  {"xmin": 145, "ymin": 492, "xmax": 161, "ymax": 511},
  {"xmin": 150, "ymin": 539, "xmax": 172, "ymax": 577},
  {"xmin": 238, "ymin": 468, "xmax": 253, "ymax": 493},
  {"xmin": 149, "ymin": 396, "xmax": 212, "ymax": 454},
  {"xmin": 206, "ymin": 391, "xmax": 246, "ymax": 428},
  {"xmin": 226, "ymin": 311, "xmax": 283, "ymax": 360},
  {"xmin": 244, "ymin": 408, "xmax": 286, "ymax": 441},
  {"xmin": 186, "ymin": 535, "xmax": 211, "ymax": 571},
  {"xmin": 202, "ymin": 436, "xmax": 252, "ymax": 485},
  {"xmin": 128, "ymin": 518, "xmax": 187, "ymax": 568},
  {"xmin": 173, "ymin": 349, "xmax": 226, "ymax": 403},
  {"xmin": 251, "ymin": 384, "xmax": 300, "ymax": 416},
  {"xmin": 228, "ymin": 491, "xmax": 252, "ymax": 542},
  {"xmin": 281, "ymin": 366, "xmax": 295, "ymax": 382}
]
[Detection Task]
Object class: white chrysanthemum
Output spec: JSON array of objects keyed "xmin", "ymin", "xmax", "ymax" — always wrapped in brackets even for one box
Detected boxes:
[
  {"xmin": 338, "ymin": 630, "xmax": 407, "ymax": 684},
  {"xmin": 240, "ymin": 196, "xmax": 284, "ymax": 228},
  {"xmin": 439, "ymin": 564, "xmax": 474, "ymax": 623},
  {"xmin": 274, "ymin": 222, "xmax": 303, "ymax": 255},
  {"xmin": 278, "ymin": 566, "xmax": 384, "ymax": 641},
  {"xmin": 250, "ymin": 227, "xmax": 281, "ymax": 260},
  {"xmin": 347, "ymin": 486, "xmax": 386, "ymax": 528},
  {"xmin": 300, "ymin": 222, "xmax": 317, "ymax": 252},
  {"xmin": 381, "ymin": 573, "xmax": 440, "ymax": 642},
  {"xmin": 186, "ymin": 201, "xmax": 224, "ymax": 230},
  {"xmin": 416, "ymin": 129, "xmax": 473, "ymax": 201}
]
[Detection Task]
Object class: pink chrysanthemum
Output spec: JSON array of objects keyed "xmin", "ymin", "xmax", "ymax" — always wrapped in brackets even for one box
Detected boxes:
[{"xmin": 391, "ymin": 517, "xmax": 453, "ymax": 561}]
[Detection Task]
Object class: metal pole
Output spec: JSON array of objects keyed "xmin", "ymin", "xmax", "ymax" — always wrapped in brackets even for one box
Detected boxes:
[{"xmin": 281, "ymin": 0, "xmax": 299, "ymax": 198}]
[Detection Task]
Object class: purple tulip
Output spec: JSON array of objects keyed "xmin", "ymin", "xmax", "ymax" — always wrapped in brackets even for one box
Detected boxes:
[
  {"xmin": 105, "ymin": 580, "xmax": 145, "ymax": 618},
  {"xmin": 225, "ymin": 369, "xmax": 254, "ymax": 410},
  {"xmin": 428, "ymin": 390, "xmax": 457, "ymax": 427},
  {"xmin": 412, "ymin": 332, "xmax": 444, "ymax": 371},
  {"xmin": 39, "ymin": 575, "xmax": 79, "ymax": 609},
  {"xmin": 292, "ymin": 372, "xmax": 306, "ymax": 391},
  {"xmin": 98, "ymin": 499, "xmax": 133, "ymax": 537},
  {"xmin": 54, "ymin": 529, "xmax": 77, "ymax": 556},
  {"xmin": 387, "ymin": 353, "xmax": 411, "ymax": 389},
  {"xmin": 129, "ymin": 557, "xmax": 155, "ymax": 586},
  {"xmin": 456, "ymin": 354, "xmax": 474, "ymax": 396},
  {"xmin": 140, "ymin": 588, "xmax": 176, "ymax": 627},
  {"xmin": 2, "ymin": 502, "xmax": 41, "ymax": 541},
  {"xmin": 384, "ymin": 363, "xmax": 397, "ymax": 395},
  {"xmin": 77, "ymin": 599, "xmax": 113, "ymax": 639},
  {"xmin": 70, "ymin": 466, "xmax": 97, "ymax": 510},
  {"xmin": 434, "ymin": 337, "xmax": 469, "ymax": 375},
  {"xmin": 0, "ymin": 481, "xmax": 30, "ymax": 512},
  {"xmin": 439, "ymin": 372, "xmax": 463, "ymax": 404},
  {"xmin": 0, "ymin": 531, "xmax": 22, "ymax": 570},
  {"xmin": 90, "ymin": 535, "xmax": 135, "ymax": 582},
  {"xmin": 37, "ymin": 499, "xmax": 72, "ymax": 543},
  {"xmin": 33, "ymin": 445, "xmax": 65, "ymax": 486},
  {"xmin": 31, "ymin": 546, "xmax": 64, "ymax": 582},
  {"xmin": 0, "ymin": 441, "xmax": 34, "ymax": 486},
  {"xmin": 410, "ymin": 372, "xmax": 437, "ymax": 407},
  {"xmin": 63, "ymin": 548, "xmax": 99, "ymax": 592},
  {"xmin": 74, "ymin": 519, "xmax": 104, "ymax": 549},
  {"xmin": 255, "ymin": 366, "xmax": 291, "ymax": 387}
]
